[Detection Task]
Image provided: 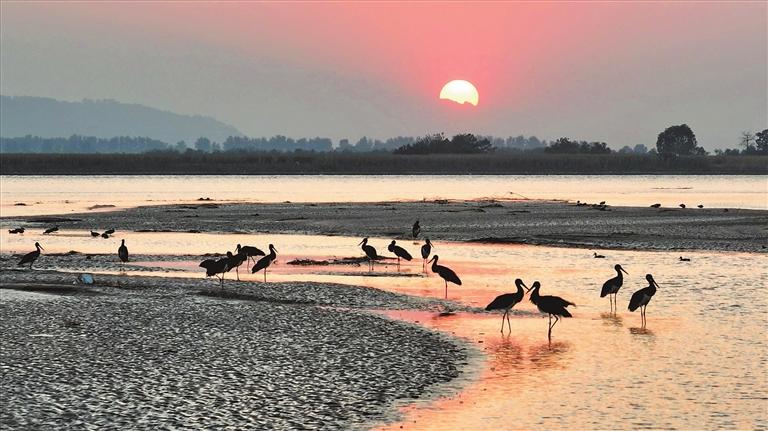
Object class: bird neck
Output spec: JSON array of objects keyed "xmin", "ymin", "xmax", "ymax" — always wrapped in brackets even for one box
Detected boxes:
[{"xmin": 431, "ymin": 258, "xmax": 439, "ymax": 270}]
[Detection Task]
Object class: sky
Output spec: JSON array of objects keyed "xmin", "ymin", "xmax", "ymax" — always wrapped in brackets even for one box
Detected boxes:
[{"xmin": 1, "ymin": 1, "xmax": 766, "ymax": 150}]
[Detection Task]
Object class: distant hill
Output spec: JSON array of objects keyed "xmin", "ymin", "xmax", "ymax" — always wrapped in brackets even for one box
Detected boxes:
[{"xmin": 0, "ymin": 95, "xmax": 242, "ymax": 144}]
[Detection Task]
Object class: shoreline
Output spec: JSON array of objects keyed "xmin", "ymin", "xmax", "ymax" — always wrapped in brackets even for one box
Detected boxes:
[{"xmin": 0, "ymin": 269, "xmax": 478, "ymax": 429}]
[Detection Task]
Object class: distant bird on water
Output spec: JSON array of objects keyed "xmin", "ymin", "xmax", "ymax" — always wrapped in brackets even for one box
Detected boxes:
[
  {"xmin": 650, "ymin": 203, "xmax": 661, "ymax": 208},
  {"xmin": 628, "ymin": 274, "xmax": 660, "ymax": 327},
  {"xmin": 679, "ymin": 204, "xmax": 686, "ymax": 209},
  {"xmin": 486, "ymin": 279, "xmax": 528, "ymax": 333},
  {"xmin": 593, "ymin": 252, "xmax": 605, "ymax": 259},
  {"xmin": 101, "ymin": 233, "xmax": 110, "ymax": 239},
  {"xmin": 18, "ymin": 242, "xmax": 43, "ymax": 270},
  {"xmin": 8, "ymin": 227, "xmax": 25, "ymax": 234},
  {"xmin": 252, "ymin": 244, "xmax": 277, "ymax": 282},
  {"xmin": 236, "ymin": 244, "xmax": 265, "ymax": 266},
  {"xmin": 599, "ymin": 201, "xmax": 606, "ymax": 205},
  {"xmin": 421, "ymin": 238, "xmax": 434, "ymax": 271},
  {"xmin": 388, "ymin": 240, "xmax": 412, "ymax": 269},
  {"xmin": 104, "ymin": 229, "xmax": 116, "ymax": 235},
  {"xmin": 600, "ymin": 264, "xmax": 628, "ymax": 313},
  {"xmin": 359, "ymin": 238, "xmax": 378, "ymax": 271},
  {"xmin": 428, "ymin": 255, "xmax": 461, "ymax": 299},
  {"xmin": 528, "ymin": 281, "xmax": 574, "ymax": 342},
  {"xmin": 43, "ymin": 226, "xmax": 59, "ymax": 235},
  {"xmin": 117, "ymin": 239, "xmax": 129, "ymax": 268},
  {"xmin": 697, "ymin": 204, "xmax": 704, "ymax": 209},
  {"xmin": 412, "ymin": 220, "xmax": 421, "ymax": 239},
  {"xmin": 679, "ymin": 256, "xmax": 690, "ymax": 262},
  {"xmin": 90, "ymin": 230, "xmax": 100, "ymax": 237}
]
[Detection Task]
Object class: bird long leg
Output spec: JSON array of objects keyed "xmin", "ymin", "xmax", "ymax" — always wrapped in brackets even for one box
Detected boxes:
[
  {"xmin": 548, "ymin": 314, "xmax": 552, "ymax": 341},
  {"xmin": 500, "ymin": 310, "xmax": 506, "ymax": 333},
  {"xmin": 236, "ymin": 266, "xmax": 240, "ymax": 281},
  {"xmin": 263, "ymin": 268, "xmax": 267, "ymax": 283},
  {"xmin": 506, "ymin": 310, "xmax": 512, "ymax": 333},
  {"xmin": 551, "ymin": 315, "xmax": 560, "ymax": 331},
  {"xmin": 444, "ymin": 280, "xmax": 448, "ymax": 299}
]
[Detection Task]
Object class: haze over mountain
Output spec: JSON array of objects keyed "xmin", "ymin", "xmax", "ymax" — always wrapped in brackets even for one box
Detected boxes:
[{"xmin": 0, "ymin": 95, "xmax": 242, "ymax": 144}]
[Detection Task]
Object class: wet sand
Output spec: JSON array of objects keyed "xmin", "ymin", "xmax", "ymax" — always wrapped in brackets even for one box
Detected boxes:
[
  {"xmin": 0, "ymin": 269, "xmax": 474, "ymax": 429},
  {"xmin": 6, "ymin": 199, "xmax": 766, "ymax": 252}
]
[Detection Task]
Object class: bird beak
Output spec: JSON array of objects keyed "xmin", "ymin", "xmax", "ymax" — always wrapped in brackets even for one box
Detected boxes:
[
  {"xmin": 39, "ymin": 245, "xmax": 44, "ymax": 250},
  {"xmin": 358, "ymin": 239, "xmax": 364, "ymax": 246},
  {"xmin": 522, "ymin": 282, "xmax": 530, "ymax": 292},
  {"xmin": 654, "ymin": 280, "xmax": 661, "ymax": 288},
  {"xmin": 621, "ymin": 267, "xmax": 629, "ymax": 275},
  {"xmin": 428, "ymin": 256, "xmax": 435, "ymax": 263}
]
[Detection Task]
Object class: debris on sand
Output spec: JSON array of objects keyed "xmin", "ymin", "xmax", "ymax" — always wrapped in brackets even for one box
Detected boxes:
[{"xmin": 87, "ymin": 204, "xmax": 116, "ymax": 210}]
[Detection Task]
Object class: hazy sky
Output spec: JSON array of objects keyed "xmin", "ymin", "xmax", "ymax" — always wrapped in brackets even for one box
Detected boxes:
[{"xmin": 1, "ymin": 2, "xmax": 765, "ymax": 150}]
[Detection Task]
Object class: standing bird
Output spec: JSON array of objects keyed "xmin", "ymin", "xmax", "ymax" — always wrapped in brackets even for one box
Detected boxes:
[
  {"xmin": 528, "ymin": 281, "xmax": 574, "ymax": 342},
  {"xmin": 228, "ymin": 250, "xmax": 247, "ymax": 280},
  {"xmin": 679, "ymin": 204, "xmax": 686, "ymax": 209},
  {"xmin": 650, "ymin": 203, "xmax": 661, "ymax": 208},
  {"xmin": 236, "ymin": 244, "xmax": 265, "ymax": 267},
  {"xmin": 358, "ymin": 238, "xmax": 378, "ymax": 271},
  {"xmin": 628, "ymin": 274, "xmax": 661, "ymax": 327},
  {"xmin": 117, "ymin": 239, "xmax": 129, "ymax": 268},
  {"xmin": 412, "ymin": 220, "xmax": 421, "ymax": 239},
  {"xmin": 199, "ymin": 256, "xmax": 230, "ymax": 287},
  {"xmin": 43, "ymin": 226, "xmax": 59, "ymax": 235},
  {"xmin": 252, "ymin": 244, "xmax": 277, "ymax": 282},
  {"xmin": 679, "ymin": 256, "xmax": 691, "ymax": 262},
  {"xmin": 90, "ymin": 230, "xmax": 100, "ymax": 237},
  {"xmin": 486, "ymin": 279, "xmax": 528, "ymax": 334},
  {"xmin": 18, "ymin": 242, "xmax": 43, "ymax": 269},
  {"xmin": 421, "ymin": 238, "xmax": 433, "ymax": 272},
  {"xmin": 593, "ymin": 252, "xmax": 605, "ymax": 259},
  {"xmin": 388, "ymin": 240, "xmax": 413, "ymax": 269},
  {"xmin": 428, "ymin": 255, "xmax": 462, "ymax": 299},
  {"xmin": 600, "ymin": 264, "xmax": 628, "ymax": 313},
  {"xmin": 104, "ymin": 229, "xmax": 116, "ymax": 235}
]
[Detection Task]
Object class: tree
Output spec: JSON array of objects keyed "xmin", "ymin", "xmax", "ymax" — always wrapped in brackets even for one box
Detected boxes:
[
  {"xmin": 394, "ymin": 133, "xmax": 492, "ymax": 154},
  {"xmin": 194, "ymin": 137, "xmax": 212, "ymax": 152},
  {"xmin": 655, "ymin": 124, "xmax": 702, "ymax": 156},
  {"xmin": 633, "ymin": 144, "xmax": 648, "ymax": 154},
  {"xmin": 756, "ymin": 129, "xmax": 768, "ymax": 154},
  {"xmin": 618, "ymin": 146, "xmax": 633, "ymax": 154},
  {"xmin": 174, "ymin": 141, "xmax": 187, "ymax": 152},
  {"xmin": 740, "ymin": 131, "xmax": 756, "ymax": 153}
]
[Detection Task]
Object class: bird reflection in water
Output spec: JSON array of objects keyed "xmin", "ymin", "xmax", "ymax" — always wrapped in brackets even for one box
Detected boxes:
[
  {"xmin": 600, "ymin": 312, "xmax": 624, "ymax": 327},
  {"xmin": 528, "ymin": 341, "xmax": 571, "ymax": 370},
  {"xmin": 487, "ymin": 336, "xmax": 524, "ymax": 375},
  {"xmin": 629, "ymin": 327, "xmax": 655, "ymax": 337}
]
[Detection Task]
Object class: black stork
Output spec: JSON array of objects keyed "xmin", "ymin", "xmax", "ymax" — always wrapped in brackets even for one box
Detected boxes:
[
  {"xmin": 102, "ymin": 233, "xmax": 110, "ymax": 239},
  {"xmin": 412, "ymin": 220, "xmax": 421, "ymax": 239},
  {"xmin": 43, "ymin": 226, "xmax": 59, "ymax": 235},
  {"xmin": 628, "ymin": 274, "xmax": 661, "ymax": 327},
  {"xmin": 388, "ymin": 240, "xmax": 413, "ymax": 269},
  {"xmin": 90, "ymin": 230, "xmax": 100, "ymax": 237},
  {"xmin": 228, "ymin": 250, "xmax": 247, "ymax": 281},
  {"xmin": 428, "ymin": 255, "xmax": 461, "ymax": 299},
  {"xmin": 486, "ymin": 279, "xmax": 528, "ymax": 333},
  {"xmin": 600, "ymin": 264, "xmax": 628, "ymax": 313},
  {"xmin": 18, "ymin": 242, "xmax": 43, "ymax": 270},
  {"xmin": 252, "ymin": 244, "xmax": 277, "ymax": 282},
  {"xmin": 236, "ymin": 244, "xmax": 265, "ymax": 267},
  {"xmin": 117, "ymin": 239, "xmax": 129, "ymax": 268},
  {"xmin": 359, "ymin": 238, "xmax": 378, "ymax": 271},
  {"xmin": 679, "ymin": 256, "xmax": 690, "ymax": 262},
  {"xmin": 199, "ymin": 256, "xmax": 230, "ymax": 287},
  {"xmin": 421, "ymin": 238, "xmax": 433, "ymax": 272},
  {"xmin": 593, "ymin": 252, "xmax": 605, "ymax": 259},
  {"xmin": 528, "ymin": 281, "xmax": 574, "ymax": 342}
]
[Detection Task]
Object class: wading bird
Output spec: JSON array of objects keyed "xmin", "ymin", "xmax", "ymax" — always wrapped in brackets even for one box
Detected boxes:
[
  {"xmin": 628, "ymin": 274, "xmax": 660, "ymax": 327},
  {"xmin": 650, "ymin": 203, "xmax": 661, "ymax": 208},
  {"xmin": 388, "ymin": 240, "xmax": 412, "ymax": 269},
  {"xmin": 593, "ymin": 252, "xmax": 605, "ymax": 259},
  {"xmin": 236, "ymin": 244, "xmax": 265, "ymax": 266},
  {"xmin": 18, "ymin": 242, "xmax": 43, "ymax": 269},
  {"xmin": 359, "ymin": 238, "xmax": 378, "ymax": 271},
  {"xmin": 104, "ymin": 229, "xmax": 116, "ymax": 235},
  {"xmin": 252, "ymin": 244, "xmax": 277, "ymax": 282},
  {"xmin": 528, "ymin": 281, "xmax": 574, "ymax": 342},
  {"xmin": 43, "ymin": 226, "xmax": 59, "ymax": 235},
  {"xmin": 421, "ymin": 238, "xmax": 433, "ymax": 271},
  {"xmin": 227, "ymin": 250, "xmax": 247, "ymax": 281},
  {"xmin": 601, "ymin": 264, "xmax": 628, "ymax": 313},
  {"xmin": 428, "ymin": 255, "xmax": 461, "ymax": 299},
  {"xmin": 90, "ymin": 230, "xmax": 100, "ymax": 237},
  {"xmin": 117, "ymin": 239, "xmax": 129, "ymax": 268},
  {"xmin": 486, "ymin": 279, "xmax": 528, "ymax": 333},
  {"xmin": 199, "ymin": 256, "xmax": 230, "ymax": 287},
  {"xmin": 412, "ymin": 220, "xmax": 421, "ymax": 239},
  {"xmin": 679, "ymin": 256, "xmax": 690, "ymax": 262}
]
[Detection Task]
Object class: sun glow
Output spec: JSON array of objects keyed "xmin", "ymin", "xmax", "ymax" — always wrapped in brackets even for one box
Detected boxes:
[{"xmin": 439, "ymin": 80, "xmax": 479, "ymax": 106}]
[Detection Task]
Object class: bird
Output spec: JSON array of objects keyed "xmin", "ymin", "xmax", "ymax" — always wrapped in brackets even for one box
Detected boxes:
[
  {"xmin": 679, "ymin": 204, "xmax": 686, "ymax": 209},
  {"xmin": 599, "ymin": 201, "xmax": 606, "ymax": 205},
  {"xmin": 650, "ymin": 203, "xmax": 661, "ymax": 208},
  {"xmin": 227, "ymin": 250, "xmax": 247, "ymax": 281},
  {"xmin": 697, "ymin": 204, "xmax": 704, "ymax": 209},
  {"xmin": 421, "ymin": 238, "xmax": 433, "ymax": 272},
  {"xmin": 528, "ymin": 281, "xmax": 574, "ymax": 342},
  {"xmin": 236, "ymin": 244, "xmax": 265, "ymax": 266},
  {"xmin": 628, "ymin": 274, "xmax": 661, "ymax": 327},
  {"xmin": 412, "ymin": 220, "xmax": 421, "ymax": 239},
  {"xmin": 252, "ymin": 244, "xmax": 277, "ymax": 282},
  {"xmin": 104, "ymin": 229, "xmax": 116, "ymax": 235},
  {"xmin": 18, "ymin": 242, "xmax": 43, "ymax": 270},
  {"xmin": 199, "ymin": 256, "xmax": 230, "ymax": 287},
  {"xmin": 359, "ymin": 238, "xmax": 378, "ymax": 271},
  {"xmin": 593, "ymin": 252, "xmax": 606, "ymax": 259},
  {"xmin": 600, "ymin": 264, "xmax": 628, "ymax": 313},
  {"xmin": 679, "ymin": 256, "xmax": 691, "ymax": 262},
  {"xmin": 428, "ymin": 255, "xmax": 461, "ymax": 299},
  {"xmin": 388, "ymin": 240, "xmax": 413, "ymax": 269},
  {"xmin": 8, "ymin": 227, "xmax": 25, "ymax": 234},
  {"xmin": 486, "ymin": 279, "xmax": 528, "ymax": 334},
  {"xmin": 43, "ymin": 226, "xmax": 59, "ymax": 235},
  {"xmin": 101, "ymin": 233, "xmax": 110, "ymax": 239},
  {"xmin": 117, "ymin": 239, "xmax": 129, "ymax": 268},
  {"xmin": 90, "ymin": 230, "xmax": 100, "ymax": 237}
]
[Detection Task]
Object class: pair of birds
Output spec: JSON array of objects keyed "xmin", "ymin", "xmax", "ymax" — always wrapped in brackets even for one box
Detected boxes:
[
  {"xmin": 17, "ymin": 239, "xmax": 129, "ymax": 270},
  {"xmin": 486, "ymin": 279, "xmax": 574, "ymax": 340},
  {"xmin": 601, "ymin": 264, "xmax": 661, "ymax": 327},
  {"xmin": 199, "ymin": 244, "xmax": 278, "ymax": 285},
  {"xmin": 91, "ymin": 228, "xmax": 115, "ymax": 239}
]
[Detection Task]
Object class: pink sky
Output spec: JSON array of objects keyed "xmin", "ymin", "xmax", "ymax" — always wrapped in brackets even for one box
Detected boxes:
[{"xmin": 1, "ymin": 2, "xmax": 766, "ymax": 148}]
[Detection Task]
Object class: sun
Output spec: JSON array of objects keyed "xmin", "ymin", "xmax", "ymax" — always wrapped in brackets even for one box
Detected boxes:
[{"xmin": 439, "ymin": 80, "xmax": 479, "ymax": 106}]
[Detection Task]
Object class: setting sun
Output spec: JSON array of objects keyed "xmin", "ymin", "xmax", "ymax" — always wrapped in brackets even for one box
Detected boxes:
[{"xmin": 439, "ymin": 80, "xmax": 479, "ymax": 106}]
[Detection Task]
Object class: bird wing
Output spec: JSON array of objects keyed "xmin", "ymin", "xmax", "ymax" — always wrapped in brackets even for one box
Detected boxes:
[
  {"xmin": 439, "ymin": 267, "xmax": 462, "ymax": 285},
  {"xmin": 628, "ymin": 288, "xmax": 647, "ymax": 311},
  {"xmin": 600, "ymin": 277, "xmax": 619, "ymax": 297},
  {"xmin": 252, "ymin": 255, "xmax": 272, "ymax": 272},
  {"xmin": 396, "ymin": 246, "xmax": 413, "ymax": 260},
  {"xmin": 421, "ymin": 245, "xmax": 430, "ymax": 259},
  {"xmin": 485, "ymin": 293, "xmax": 515, "ymax": 311},
  {"xmin": 18, "ymin": 251, "xmax": 36, "ymax": 265}
]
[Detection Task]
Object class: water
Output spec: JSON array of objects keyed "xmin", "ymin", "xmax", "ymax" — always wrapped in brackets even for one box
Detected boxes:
[
  {"xmin": 1, "ymin": 175, "xmax": 766, "ymax": 217},
  {"xmin": 1, "ymin": 229, "xmax": 766, "ymax": 429}
]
